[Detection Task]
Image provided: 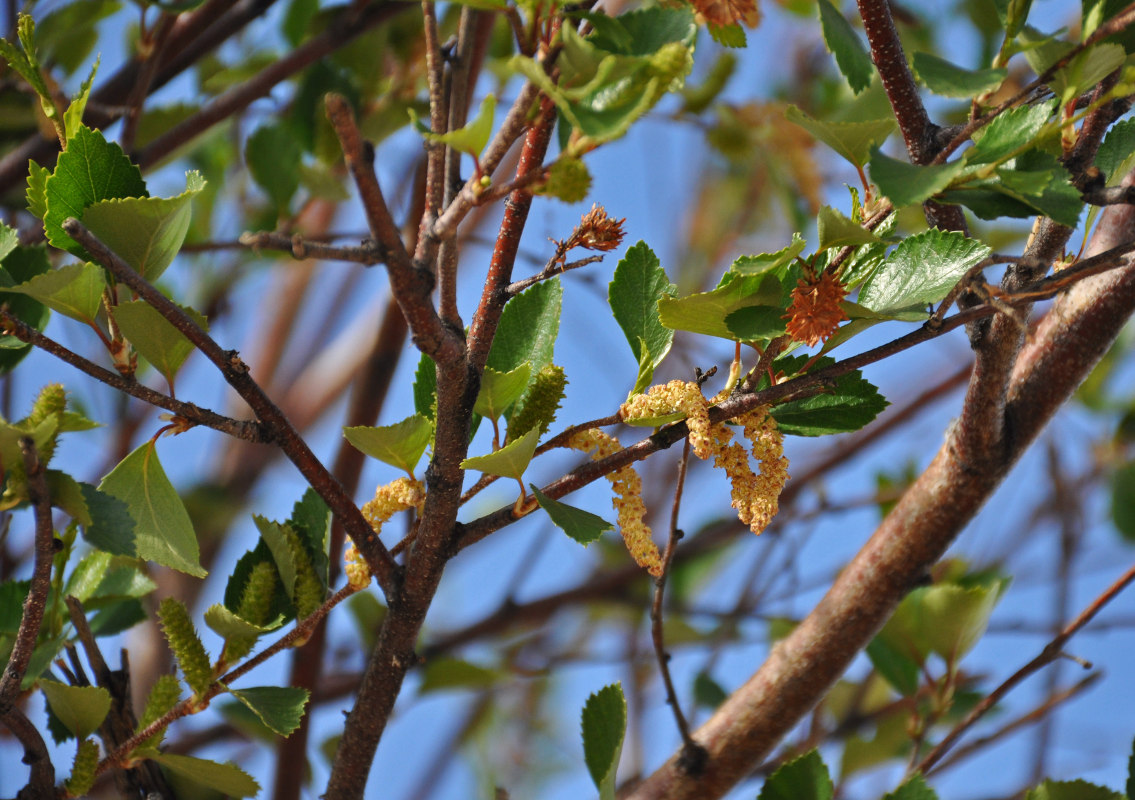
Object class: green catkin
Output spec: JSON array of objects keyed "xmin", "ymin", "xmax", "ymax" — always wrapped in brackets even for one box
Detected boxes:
[
  {"xmin": 157, "ymin": 598, "xmax": 213, "ymax": 697},
  {"xmin": 237, "ymin": 560, "xmax": 278, "ymax": 627},
  {"xmin": 135, "ymin": 674, "xmax": 181, "ymax": 750},
  {"xmin": 536, "ymin": 158, "xmax": 591, "ymax": 203},
  {"xmin": 282, "ymin": 525, "xmax": 325, "ymax": 620},
  {"xmin": 507, "ymin": 365, "xmax": 567, "ymax": 443},
  {"xmin": 64, "ymin": 738, "xmax": 98, "ymax": 797},
  {"xmin": 23, "ymin": 383, "xmax": 66, "ymax": 465}
]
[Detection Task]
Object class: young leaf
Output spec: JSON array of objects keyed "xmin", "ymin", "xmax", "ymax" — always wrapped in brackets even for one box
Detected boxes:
[
  {"xmin": 25, "ymin": 160, "xmax": 49, "ymax": 221},
  {"xmin": 203, "ymin": 603, "xmax": 278, "ymax": 643},
  {"xmin": 817, "ymin": 0, "xmax": 873, "ymax": 94},
  {"xmin": 0, "ymin": 245, "xmax": 51, "ymax": 372},
  {"xmin": 63, "ymin": 57, "xmax": 99, "ymax": 143},
  {"xmin": 784, "ymin": 106, "xmax": 895, "ymax": 167},
  {"xmin": 858, "ymin": 228, "xmax": 991, "ymax": 313},
  {"xmin": 81, "ymin": 171, "xmax": 206, "ymax": 282},
  {"xmin": 658, "ymin": 272, "xmax": 782, "ymax": 340},
  {"xmin": 817, "ymin": 206, "xmax": 880, "ymax": 250},
  {"xmin": 531, "ymin": 485, "xmax": 614, "ymax": 546},
  {"xmin": 0, "ymin": 224, "xmax": 17, "ymax": 264},
  {"xmin": 1025, "ymin": 780, "xmax": 1124, "ymax": 800},
  {"xmin": 912, "ymin": 52, "xmax": 1007, "ymax": 97},
  {"xmin": 228, "ymin": 686, "xmax": 309, "ymax": 737},
  {"xmin": 769, "ymin": 355, "xmax": 889, "ymax": 436},
  {"xmin": 44, "ymin": 126, "xmax": 149, "ymax": 259},
  {"xmin": 1047, "ymin": 43, "xmax": 1126, "ymax": 104},
  {"xmin": 414, "ymin": 94, "xmax": 496, "ymax": 158},
  {"xmin": 150, "ymin": 753, "xmax": 260, "ymax": 798},
  {"xmin": 98, "ymin": 441, "xmax": 206, "ymax": 577},
  {"xmin": 460, "ymin": 427, "xmax": 540, "ymax": 480},
  {"xmin": 878, "ymin": 582, "xmax": 1005, "ymax": 664},
  {"xmin": 245, "ymin": 123, "xmax": 302, "ymax": 213},
  {"xmin": 758, "ymin": 749, "xmax": 833, "ymax": 800},
  {"xmin": 0, "ymin": 261, "xmax": 104, "ymax": 325},
  {"xmin": 112, "ymin": 300, "xmax": 208, "ymax": 390},
  {"xmin": 475, "ymin": 363, "xmax": 532, "ymax": 421},
  {"xmin": 487, "ymin": 279, "xmax": 562, "ymax": 376},
  {"xmin": 884, "ymin": 774, "xmax": 939, "ymax": 800},
  {"xmin": 965, "ymin": 100, "xmax": 1055, "ymax": 166},
  {"xmin": 343, "ymin": 413, "xmax": 433, "ymax": 475},
  {"xmin": 581, "ymin": 683, "xmax": 627, "ymax": 800},
  {"xmin": 729, "ymin": 234, "xmax": 807, "ymax": 275},
  {"xmin": 609, "ymin": 241, "xmax": 676, "ymax": 394},
  {"xmin": 868, "ymin": 149, "xmax": 966, "ymax": 207},
  {"xmin": 39, "ymin": 681, "xmax": 111, "ymax": 740},
  {"xmin": 1096, "ymin": 118, "xmax": 1135, "ymax": 185},
  {"xmin": 865, "ymin": 636, "xmax": 920, "ymax": 696}
]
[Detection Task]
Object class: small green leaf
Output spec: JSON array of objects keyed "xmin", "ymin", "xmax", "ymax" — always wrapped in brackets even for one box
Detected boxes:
[
  {"xmin": 253, "ymin": 517, "xmax": 300, "ymax": 600},
  {"xmin": 884, "ymin": 774, "xmax": 939, "ymax": 800},
  {"xmin": 1026, "ymin": 780, "xmax": 1124, "ymax": 800},
  {"xmin": 965, "ymin": 100, "xmax": 1055, "ymax": 166},
  {"xmin": 817, "ymin": 0, "xmax": 873, "ymax": 93},
  {"xmin": 729, "ymin": 234, "xmax": 807, "ymax": 275},
  {"xmin": 44, "ymin": 126, "xmax": 148, "ymax": 259},
  {"xmin": 1111, "ymin": 461, "xmax": 1135, "ymax": 541},
  {"xmin": 0, "ymin": 224, "xmax": 17, "ymax": 264},
  {"xmin": 859, "ymin": 228, "xmax": 991, "ymax": 313},
  {"xmin": 475, "ymin": 363, "xmax": 532, "ymax": 421},
  {"xmin": 26, "ymin": 161, "xmax": 49, "ymax": 222},
  {"xmin": 879, "ymin": 582, "xmax": 1005, "ymax": 664},
  {"xmin": 769, "ymin": 356, "xmax": 889, "ymax": 436},
  {"xmin": 707, "ymin": 22, "xmax": 746, "ymax": 48},
  {"xmin": 866, "ymin": 635, "xmax": 920, "ymax": 696},
  {"xmin": 415, "ymin": 94, "xmax": 496, "ymax": 157},
  {"xmin": 0, "ymin": 580, "xmax": 29, "ymax": 634},
  {"xmin": 98, "ymin": 441, "xmax": 205, "ymax": 577},
  {"xmin": 758, "ymin": 749, "xmax": 833, "ymax": 800},
  {"xmin": 150, "ymin": 753, "xmax": 260, "ymax": 798},
  {"xmin": 581, "ymin": 683, "xmax": 626, "ymax": 800},
  {"xmin": 868, "ymin": 148, "xmax": 966, "ymax": 207},
  {"xmin": 343, "ymin": 413, "xmax": 433, "ymax": 475},
  {"xmin": 658, "ymin": 271, "xmax": 782, "ymax": 340},
  {"xmin": 692, "ymin": 671, "xmax": 728, "ymax": 709},
  {"xmin": 40, "ymin": 681, "xmax": 110, "ymax": 740},
  {"xmin": 413, "ymin": 352, "xmax": 437, "ymax": 421},
  {"xmin": 531, "ymin": 485, "xmax": 613, "ymax": 546},
  {"xmin": 609, "ymin": 241, "xmax": 676, "ymax": 394},
  {"xmin": 487, "ymin": 279, "xmax": 562, "ymax": 420},
  {"xmin": 0, "ymin": 261, "xmax": 104, "ymax": 325},
  {"xmin": 1096, "ymin": 118, "xmax": 1135, "ymax": 185},
  {"xmin": 418, "ymin": 657, "xmax": 502, "ymax": 693},
  {"xmin": 785, "ymin": 106, "xmax": 895, "ymax": 167},
  {"xmin": 246, "ymin": 124, "xmax": 301, "ymax": 213},
  {"xmin": 203, "ymin": 603, "xmax": 277, "ymax": 642},
  {"xmin": 82, "ymin": 171, "xmax": 206, "ymax": 282},
  {"xmin": 112, "ymin": 300, "xmax": 207, "ymax": 391},
  {"xmin": 228, "ymin": 686, "xmax": 309, "ymax": 736},
  {"xmin": 995, "ymin": 0, "xmax": 1033, "ymax": 37},
  {"xmin": 817, "ymin": 206, "xmax": 880, "ymax": 250},
  {"xmin": 1049, "ymin": 43, "xmax": 1126, "ymax": 104},
  {"xmin": 0, "ymin": 245, "xmax": 51, "ymax": 372},
  {"xmin": 63, "ymin": 57, "xmax": 99, "ymax": 143},
  {"xmin": 460, "ymin": 427, "xmax": 540, "ymax": 480},
  {"xmin": 912, "ymin": 52, "xmax": 1007, "ymax": 97}
]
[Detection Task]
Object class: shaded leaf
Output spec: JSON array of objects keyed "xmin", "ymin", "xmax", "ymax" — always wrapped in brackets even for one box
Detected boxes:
[
  {"xmin": 344, "ymin": 414, "xmax": 433, "ymax": 475},
  {"xmin": 785, "ymin": 105, "xmax": 895, "ymax": 167},
  {"xmin": 39, "ymin": 681, "xmax": 110, "ymax": 740},
  {"xmin": 758, "ymin": 749, "xmax": 833, "ymax": 800},
  {"xmin": 868, "ymin": 149, "xmax": 966, "ymax": 207},
  {"xmin": 817, "ymin": 0, "xmax": 873, "ymax": 93},
  {"xmin": 532, "ymin": 485, "xmax": 613, "ymax": 546},
  {"xmin": 817, "ymin": 206, "xmax": 879, "ymax": 250},
  {"xmin": 228, "ymin": 686, "xmax": 309, "ymax": 736},
  {"xmin": 418, "ymin": 657, "xmax": 502, "ymax": 693},
  {"xmin": 0, "ymin": 262, "xmax": 104, "ymax": 324},
  {"xmin": 1025, "ymin": 780, "xmax": 1124, "ymax": 800},
  {"xmin": 475, "ymin": 363, "xmax": 532, "ymax": 421},
  {"xmin": 150, "ymin": 753, "xmax": 260, "ymax": 798},
  {"xmin": 246, "ymin": 124, "xmax": 301, "ymax": 213},
  {"xmin": 769, "ymin": 356, "xmax": 889, "ymax": 436},
  {"xmin": 884, "ymin": 774, "xmax": 939, "ymax": 800},
  {"xmin": 581, "ymin": 683, "xmax": 626, "ymax": 800},
  {"xmin": 658, "ymin": 271, "xmax": 781, "ymax": 340},
  {"xmin": 112, "ymin": 300, "xmax": 208, "ymax": 389},
  {"xmin": 913, "ymin": 52, "xmax": 1007, "ymax": 97}
]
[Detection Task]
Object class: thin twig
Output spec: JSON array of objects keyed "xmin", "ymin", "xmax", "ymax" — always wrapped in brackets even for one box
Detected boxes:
[
  {"xmin": 917, "ymin": 562, "xmax": 1135, "ymax": 773},
  {"xmin": 237, "ymin": 231, "xmax": 384, "ymax": 265},
  {"xmin": 507, "ymin": 255, "xmax": 604, "ymax": 295},
  {"xmin": 61, "ymin": 218, "xmax": 400, "ymax": 600},
  {"xmin": 0, "ymin": 307, "xmax": 267, "ymax": 443},
  {"xmin": 650, "ymin": 439, "xmax": 706, "ymax": 773}
]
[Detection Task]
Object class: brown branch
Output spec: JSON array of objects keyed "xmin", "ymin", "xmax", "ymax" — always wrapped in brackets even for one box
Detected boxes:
[
  {"xmin": 0, "ymin": 308, "xmax": 267, "ymax": 443},
  {"xmin": 0, "ymin": 439, "xmax": 54, "ymax": 701},
  {"xmin": 918, "ymin": 561, "xmax": 1135, "ymax": 773},
  {"xmin": 237, "ymin": 231, "xmax": 384, "ymax": 265},
  {"xmin": 0, "ymin": 705, "xmax": 54, "ymax": 797},
  {"xmin": 61, "ymin": 218, "xmax": 400, "ymax": 600}
]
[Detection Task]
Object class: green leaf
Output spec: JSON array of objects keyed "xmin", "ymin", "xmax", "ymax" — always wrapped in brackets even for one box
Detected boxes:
[
  {"xmin": 868, "ymin": 148, "xmax": 966, "ymax": 207},
  {"xmin": 609, "ymin": 241, "xmax": 676, "ymax": 394},
  {"xmin": 112, "ymin": 300, "xmax": 208, "ymax": 390},
  {"xmin": 658, "ymin": 271, "xmax": 782, "ymax": 340},
  {"xmin": 758, "ymin": 749, "xmax": 833, "ymax": 800},
  {"xmin": 729, "ymin": 234, "xmax": 808, "ymax": 275},
  {"xmin": 879, "ymin": 583, "xmax": 1005, "ymax": 664},
  {"xmin": 98, "ymin": 441, "xmax": 205, "ymax": 577},
  {"xmin": 1111, "ymin": 461, "xmax": 1135, "ymax": 542},
  {"xmin": 0, "ymin": 224, "xmax": 17, "ymax": 264},
  {"xmin": 343, "ymin": 413, "xmax": 433, "ymax": 475},
  {"xmin": 724, "ymin": 306, "xmax": 788, "ymax": 342},
  {"xmin": 692, "ymin": 671, "xmax": 728, "ymax": 709},
  {"xmin": 65, "ymin": 550, "xmax": 155, "ymax": 604},
  {"xmin": 150, "ymin": 753, "xmax": 260, "ymax": 798},
  {"xmin": 1049, "ymin": 43, "xmax": 1126, "ymax": 104},
  {"xmin": 0, "ymin": 580, "xmax": 29, "ymax": 634},
  {"xmin": 817, "ymin": 0, "xmax": 873, "ymax": 94},
  {"xmin": 228, "ymin": 686, "xmax": 309, "ymax": 736},
  {"xmin": 0, "ymin": 245, "xmax": 51, "ymax": 372},
  {"xmin": 884, "ymin": 774, "xmax": 939, "ymax": 800},
  {"xmin": 246, "ymin": 124, "xmax": 301, "ymax": 213},
  {"xmin": 415, "ymin": 94, "xmax": 496, "ymax": 157},
  {"xmin": 82, "ymin": 171, "xmax": 206, "ymax": 282},
  {"xmin": 475, "ymin": 363, "xmax": 532, "ymax": 421},
  {"xmin": 531, "ymin": 485, "xmax": 614, "ymax": 546},
  {"xmin": 866, "ymin": 635, "xmax": 920, "ymax": 696},
  {"xmin": 912, "ymin": 52, "xmax": 1007, "ymax": 97},
  {"xmin": 203, "ymin": 603, "xmax": 278, "ymax": 642},
  {"xmin": 995, "ymin": 0, "xmax": 1033, "ymax": 37},
  {"xmin": 859, "ymin": 228, "xmax": 991, "ymax": 313},
  {"xmin": 965, "ymin": 100, "xmax": 1055, "ymax": 166},
  {"xmin": 253, "ymin": 517, "xmax": 300, "ymax": 600},
  {"xmin": 460, "ymin": 426, "xmax": 540, "ymax": 480},
  {"xmin": 1096, "ymin": 118, "xmax": 1135, "ymax": 184},
  {"xmin": 1026, "ymin": 780, "xmax": 1124, "ymax": 800},
  {"xmin": 817, "ymin": 206, "xmax": 880, "ymax": 250},
  {"xmin": 1127, "ymin": 734, "xmax": 1135, "ymax": 800},
  {"xmin": 0, "ymin": 262, "xmax": 105, "ymax": 324},
  {"xmin": 769, "ymin": 356, "xmax": 889, "ymax": 436},
  {"xmin": 39, "ymin": 681, "xmax": 110, "ymax": 740},
  {"xmin": 26, "ymin": 161, "xmax": 49, "ymax": 222},
  {"xmin": 488, "ymin": 278, "xmax": 562, "ymax": 376},
  {"xmin": 413, "ymin": 352, "xmax": 437, "ymax": 421},
  {"xmin": 708, "ymin": 22, "xmax": 746, "ymax": 48},
  {"xmin": 785, "ymin": 106, "xmax": 895, "ymax": 167},
  {"xmin": 581, "ymin": 683, "xmax": 626, "ymax": 800},
  {"xmin": 63, "ymin": 57, "xmax": 99, "ymax": 143},
  {"xmin": 44, "ymin": 126, "xmax": 148, "ymax": 259},
  {"xmin": 418, "ymin": 657, "xmax": 503, "ymax": 693}
]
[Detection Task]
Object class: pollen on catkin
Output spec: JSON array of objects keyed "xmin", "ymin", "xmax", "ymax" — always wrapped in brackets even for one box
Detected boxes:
[
  {"xmin": 568, "ymin": 428, "xmax": 663, "ymax": 577},
  {"xmin": 361, "ymin": 476, "xmax": 425, "ymax": 534},
  {"xmin": 621, "ymin": 380, "xmax": 712, "ymax": 459},
  {"xmin": 711, "ymin": 406, "xmax": 789, "ymax": 535},
  {"xmin": 343, "ymin": 543, "xmax": 370, "ymax": 590}
]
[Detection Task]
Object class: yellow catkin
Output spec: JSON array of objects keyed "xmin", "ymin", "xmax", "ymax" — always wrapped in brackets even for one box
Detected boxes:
[
  {"xmin": 710, "ymin": 406, "xmax": 789, "ymax": 535},
  {"xmin": 568, "ymin": 428, "xmax": 663, "ymax": 577},
  {"xmin": 343, "ymin": 544, "xmax": 370, "ymax": 590},
  {"xmin": 351, "ymin": 477, "xmax": 426, "ymax": 587},
  {"xmin": 621, "ymin": 380, "xmax": 713, "ymax": 460}
]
